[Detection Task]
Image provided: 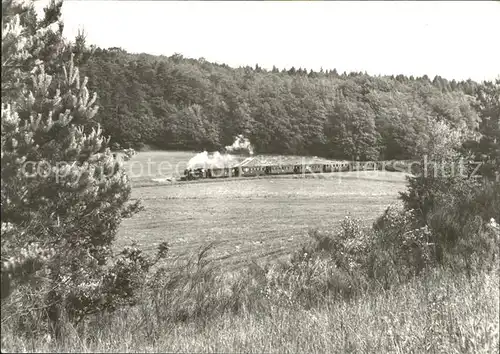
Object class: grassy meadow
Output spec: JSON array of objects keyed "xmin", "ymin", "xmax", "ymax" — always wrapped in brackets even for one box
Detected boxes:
[{"xmin": 118, "ymin": 151, "xmax": 408, "ymax": 268}]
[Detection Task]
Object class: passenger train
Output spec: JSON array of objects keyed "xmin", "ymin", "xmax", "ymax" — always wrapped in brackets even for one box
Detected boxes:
[{"xmin": 181, "ymin": 160, "xmax": 387, "ymax": 181}]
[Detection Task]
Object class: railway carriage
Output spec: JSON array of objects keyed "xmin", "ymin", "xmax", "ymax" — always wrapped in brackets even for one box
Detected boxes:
[
  {"xmin": 322, "ymin": 163, "xmax": 348, "ymax": 173},
  {"xmin": 306, "ymin": 164, "xmax": 324, "ymax": 173},
  {"xmin": 269, "ymin": 165, "xmax": 294, "ymax": 175},
  {"xmin": 282, "ymin": 165, "xmax": 296, "ymax": 174},
  {"xmin": 340, "ymin": 162, "xmax": 351, "ymax": 172},
  {"xmin": 293, "ymin": 164, "xmax": 320, "ymax": 174},
  {"xmin": 241, "ymin": 166, "xmax": 266, "ymax": 177}
]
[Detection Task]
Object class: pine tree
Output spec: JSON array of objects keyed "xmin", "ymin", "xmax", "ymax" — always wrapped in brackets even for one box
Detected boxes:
[
  {"xmin": 1, "ymin": 0, "xmax": 65, "ymax": 103},
  {"xmin": 1, "ymin": 0, "xmax": 158, "ymax": 338}
]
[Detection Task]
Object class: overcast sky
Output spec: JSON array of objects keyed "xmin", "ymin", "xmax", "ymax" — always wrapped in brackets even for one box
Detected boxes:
[{"xmin": 35, "ymin": 0, "xmax": 500, "ymax": 82}]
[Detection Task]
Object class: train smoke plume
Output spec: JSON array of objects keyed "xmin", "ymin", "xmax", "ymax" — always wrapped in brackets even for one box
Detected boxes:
[
  {"xmin": 187, "ymin": 151, "xmax": 235, "ymax": 170},
  {"xmin": 225, "ymin": 135, "xmax": 254, "ymax": 155}
]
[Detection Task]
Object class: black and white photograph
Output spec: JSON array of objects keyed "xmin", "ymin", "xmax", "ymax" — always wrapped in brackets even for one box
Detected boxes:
[{"xmin": 1, "ymin": 0, "xmax": 499, "ymax": 352}]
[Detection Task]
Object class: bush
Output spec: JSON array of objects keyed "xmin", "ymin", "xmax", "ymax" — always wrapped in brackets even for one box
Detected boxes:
[
  {"xmin": 369, "ymin": 206, "xmax": 437, "ymax": 285},
  {"xmin": 426, "ymin": 180, "xmax": 500, "ymax": 273},
  {"xmin": 398, "ymin": 120, "xmax": 499, "ymax": 275},
  {"xmin": 1, "ymin": 241, "xmax": 168, "ymax": 339},
  {"xmin": 292, "ymin": 217, "xmax": 371, "ymax": 271},
  {"xmin": 401, "ymin": 167, "xmax": 499, "ymax": 273},
  {"xmin": 282, "ymin": 217, "xmax": 375, "ymax": 304}
]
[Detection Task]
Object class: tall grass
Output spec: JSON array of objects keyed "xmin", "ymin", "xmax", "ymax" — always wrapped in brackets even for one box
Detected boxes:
[{"xmin": 2, "ymin": 264, "xmax": 498, "ymax": 353}]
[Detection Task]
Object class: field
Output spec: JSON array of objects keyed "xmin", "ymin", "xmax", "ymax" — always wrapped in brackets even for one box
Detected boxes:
[{"xmin": 118, "ymin": 151, "xmax": 409, "ymax": 268}]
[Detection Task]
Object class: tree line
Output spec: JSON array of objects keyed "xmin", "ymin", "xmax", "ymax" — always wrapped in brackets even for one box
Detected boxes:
[{"xmin": 76, "ymin": 46, "xmax": 498, "ymax": 165}]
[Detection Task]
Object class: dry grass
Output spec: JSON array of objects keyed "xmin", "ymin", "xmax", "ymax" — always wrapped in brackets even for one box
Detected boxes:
[{"xmin": 2, "ymin": 267, "xmax": 498, "ymax": 353}]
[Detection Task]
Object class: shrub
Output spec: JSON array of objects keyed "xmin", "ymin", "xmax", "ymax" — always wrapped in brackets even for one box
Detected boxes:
[
  {"xmin": 292, "ymin": 217, "xmax": 371, "ymax": 271},
  {"xmin": 426, "ymin": 180, "xmax": 500, "ymax": 273},
  {"xmin": 401, "ymin": 168, "xmax": 499, "ymax": 274},
  {"xmin": 283, "ymin": 217, "xmax": 374, "ymax": 304},
  {"xmin": 398, "ymin": 116, "xmax": 499, "ymax": 275},
  {"xmin": 369, "ymin": 206, "xmax": 437, "ymax": 285}
]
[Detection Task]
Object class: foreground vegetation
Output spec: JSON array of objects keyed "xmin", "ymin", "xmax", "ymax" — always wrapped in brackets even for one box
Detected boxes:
[{"xmin": 3, "ymin": 265, "xmax": 498, "ymax": 353}]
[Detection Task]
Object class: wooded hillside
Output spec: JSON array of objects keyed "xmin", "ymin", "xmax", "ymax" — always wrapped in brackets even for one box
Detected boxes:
[{"xmin": 78, "ymin": 47, "xmax": 498, "ymax": 164}]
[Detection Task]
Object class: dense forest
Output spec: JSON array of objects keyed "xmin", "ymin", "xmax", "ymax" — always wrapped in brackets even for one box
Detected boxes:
[{"xmin": 76, "ymin": 45, "xmax": 499, "ymax": 164}]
